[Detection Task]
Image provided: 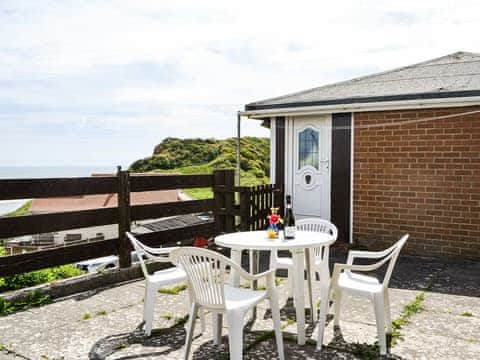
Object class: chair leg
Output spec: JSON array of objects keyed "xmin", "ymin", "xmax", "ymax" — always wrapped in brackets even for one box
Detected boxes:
[
  {"xmin": 373, "ymin": 294, "xmax": 387, "ymax": 355},
  {"xmin": 199, "ymin": 309, "xmax": 206, "ymax": 333},
  {"xmin": 187, "ymin": 286, "xmax": 205, "ymax": 334},
  {"xmin": 249, "ymin": 250, "xmax": 253, "ymax": 275},
  {"xmin": 184, "ymin": 302, "xmax": 199, "ymax": 360},
  {"xmin": 269, "ymin": 289, "xmax": 285, "ymax": 360},
  {"xmin": 212, "ymin": 312, "xmax": 223, "ymax": 345},
  {"xmin": 333, "ymin": 289, "xmax": 342, "ymax": 327},
  {"xmin": 143, "ymin": 283, "xmax": 157, "ymax": 336},
  {"xmin": 384, "ymin": 290, "xmax": 392, "ymax": 334},
  {"xmin": 316, "ymin": 283, "xmax": 330, "ymax": 350},
  {"xmin": 226, "ymin": 310, "xmax": 245, "ymax": 360}
]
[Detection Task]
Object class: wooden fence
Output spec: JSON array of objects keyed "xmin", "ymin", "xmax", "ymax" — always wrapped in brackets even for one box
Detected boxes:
[
  {"xmin": 238, "ymin": 184, "xmax": 283, "ymax": 231},
  {"xmin": 0, "ymin": 169, "xmax": 281, "ymax": 278}
]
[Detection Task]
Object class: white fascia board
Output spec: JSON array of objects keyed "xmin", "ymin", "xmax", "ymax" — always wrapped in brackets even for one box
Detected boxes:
[{"xmin": 241, "ymin": 96, "xmax": 480, "ymax": 119}]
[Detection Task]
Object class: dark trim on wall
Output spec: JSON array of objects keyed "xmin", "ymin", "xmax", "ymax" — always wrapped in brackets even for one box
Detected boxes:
[
  {"xmin": 331, "ymin": 113, "xmax": 352, "ymax": 243},
  {"xmin": 245, "ymin": 90, "xmax": 480, "ymax": 111},
  {"xmin": 275, "ymin": 117, "xmax": 286, "ymax": 211}
]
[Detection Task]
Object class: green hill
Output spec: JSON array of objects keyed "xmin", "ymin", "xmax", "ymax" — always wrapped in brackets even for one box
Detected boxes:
[{"xmin": 129, "ymin": 137, "xmax": 270, "ymax": 198}]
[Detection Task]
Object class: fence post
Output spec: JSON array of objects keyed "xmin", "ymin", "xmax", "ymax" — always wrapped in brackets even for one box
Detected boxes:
[
  {"xmin": 274, "ymin": 184, "xmax": 284, "ymax": 218},
  {"xmin": 239, "ymin": 188, "xmax": 251, "ymax": 231},
  {"xmin": 117, "ymin": 167, "xmax": 131, "ymax": 268},
  {"xmin": 213, "ymin": 169, "xmax": 235, "ymax": 235}
]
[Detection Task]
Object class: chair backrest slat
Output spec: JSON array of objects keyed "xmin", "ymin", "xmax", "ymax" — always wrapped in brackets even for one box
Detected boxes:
[
  {"xmin": 126, "ymin": 232, "xmax": 175, "ymax": 278},
  {"xmin": 381, "ymin": 234, "xmax": 409, "ymax": 287},
  {"xmin": 296, "ymin": 218, "xmax": 338, "ymax": 260},
  {"xmin": 171, "ymin": 247, "xmax": 228, "ymax": 310}
]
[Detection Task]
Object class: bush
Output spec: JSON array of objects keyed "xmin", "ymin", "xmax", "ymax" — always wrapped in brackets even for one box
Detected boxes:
[
  {"xmin": 129, "ymin": 137, "xmax": 270, "ymax": 177},
  {"xmin": 0, "ymin": 265, "xmax": 83, "ymax": 293}
]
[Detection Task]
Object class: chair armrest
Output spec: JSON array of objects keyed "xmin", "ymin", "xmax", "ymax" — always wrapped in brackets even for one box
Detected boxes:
[
  {"xmin": 347, "ymin": 247, "xmax": 395, "ymax": 264},
  {"xmin": 332, "ymin": 261, "xmax": 387, "ymax": 286},
  {"xmin": 144, "ymin": 245, "xmax": 179, "ymax": 256},
  {"xmin": 234, "ymin": 265, "xmax": 276, "ymax": 282},
  {"xmin": 335, "ymin": 262, "xmax": 380, "ymax": 273}
]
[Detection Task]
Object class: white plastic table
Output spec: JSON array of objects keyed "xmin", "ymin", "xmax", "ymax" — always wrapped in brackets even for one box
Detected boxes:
[{"xmin": 215, "ymin": 230, "xmax": 334, "ymax": 345}]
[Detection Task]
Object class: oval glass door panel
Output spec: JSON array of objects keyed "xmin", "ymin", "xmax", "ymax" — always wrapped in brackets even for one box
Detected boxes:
[{"xmin": 298, "ymin": 128, "xmax": 319, "ymax": 169}]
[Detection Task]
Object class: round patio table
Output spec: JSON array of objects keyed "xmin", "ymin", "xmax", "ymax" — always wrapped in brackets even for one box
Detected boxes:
[{"xmin": 215, "ymin": 230, "xmax": 335, "ymax": 345}]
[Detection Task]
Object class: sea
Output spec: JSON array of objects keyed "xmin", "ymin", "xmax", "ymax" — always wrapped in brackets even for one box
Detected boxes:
[{"xmin": 0, "ymin": 166, "xmax": 115, "ymax": 216}]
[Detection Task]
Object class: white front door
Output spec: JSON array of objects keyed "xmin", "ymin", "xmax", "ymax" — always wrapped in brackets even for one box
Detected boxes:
[{"xmin": 292, "ymin": 116, "xmax": 331, "ymax": 219}]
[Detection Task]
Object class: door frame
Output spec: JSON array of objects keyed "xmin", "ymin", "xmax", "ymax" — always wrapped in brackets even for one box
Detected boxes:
[{"xmin": 285, "ymin": 114, "xmax": 332, "ymax": 220}]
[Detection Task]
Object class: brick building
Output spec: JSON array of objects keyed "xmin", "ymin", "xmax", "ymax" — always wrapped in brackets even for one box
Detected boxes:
[{"xmin": 243, "ymin": 51, "xmax": 480, "ymax": 260}]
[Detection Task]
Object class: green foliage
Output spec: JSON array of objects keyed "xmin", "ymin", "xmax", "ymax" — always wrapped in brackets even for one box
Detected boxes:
[
  {"xmin": 0, "ymin": 297, "xmax": 14, "ymax": 315},
  {"xmin": 461, "ymin": 311, "xmax": 473, "ymax": 317},
  {"xmin": 0, "ymin": 265, "xmax": 83, "ymax": 292},
  {"xmin": 0, "ymin": 246, "xmax": 5, "ymax": 256},
  {"xmin": 129, "ymin": 137, "xmax": 269, "ymax": 178},
  {"xmin": 4, "ymin": 200, "xmax": 32, "ymax": 217},
  {"xmin": 0, "ymin": 290, "xmax": 52, "ymax": 316},
  {"xmin": 129, "ymin": 137, "xmax": 270, "ymax": 200},
  {"xmin": 82, "ymin": 312, "xmax": 92, "ymax": 320}
]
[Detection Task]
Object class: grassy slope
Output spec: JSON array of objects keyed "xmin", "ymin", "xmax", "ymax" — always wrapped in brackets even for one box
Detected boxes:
[{"xmin": 130, "ymin": 137, "xmax": 270, "ymax": 199}]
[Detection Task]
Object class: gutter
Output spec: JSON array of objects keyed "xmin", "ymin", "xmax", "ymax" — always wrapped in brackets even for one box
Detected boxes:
[{"xmin": 241, "ymin": 95, "xmax": 480, "ymax": 119}]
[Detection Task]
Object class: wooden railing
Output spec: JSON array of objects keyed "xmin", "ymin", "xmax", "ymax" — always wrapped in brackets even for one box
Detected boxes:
[
  {"xmin": 238, "ymin": 184, "xmax": 283, "ymax": 231},
  {"xmin": 0, "ymin": 170, "xmax": 239, "ymax": 277},
  {"xmin": 0, "ymin": 168, "xmax": 281, "ymax": 278}
]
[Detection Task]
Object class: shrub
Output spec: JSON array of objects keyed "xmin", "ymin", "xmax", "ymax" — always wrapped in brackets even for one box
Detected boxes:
[{"xmin": 0, "ymin": 265, "xmax": 83, "ymax": 292}]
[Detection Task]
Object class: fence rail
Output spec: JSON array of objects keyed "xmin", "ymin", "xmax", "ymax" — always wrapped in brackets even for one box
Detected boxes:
[
  {"xmin": 0, "ymin": 169, "xmax": 281, "ymax": 278},
  {"xmin": 0, "ymin": 170, "xmax": 220, "ymax": 277}
]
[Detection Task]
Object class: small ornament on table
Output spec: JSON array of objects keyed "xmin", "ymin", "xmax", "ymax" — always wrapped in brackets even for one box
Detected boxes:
[{"xmin": 266, "ymin": 207, "xmax": 283, "ymax": 239}]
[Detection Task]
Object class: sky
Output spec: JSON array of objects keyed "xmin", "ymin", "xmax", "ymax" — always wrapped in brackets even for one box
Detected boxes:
[{"xmin": 0, "ymin": 0, "xmax": 479, "ymax": 167}]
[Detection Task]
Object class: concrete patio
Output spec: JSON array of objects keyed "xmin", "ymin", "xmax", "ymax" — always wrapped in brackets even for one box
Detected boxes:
[{"xmin": 1, "ymin": 255, "xmax": 479, "ymax": 359}]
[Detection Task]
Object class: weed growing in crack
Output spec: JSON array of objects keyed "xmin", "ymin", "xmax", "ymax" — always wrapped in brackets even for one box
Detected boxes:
[{"xmin": 158, "ymin": 284, "xmax": 188, "ymax": 295}]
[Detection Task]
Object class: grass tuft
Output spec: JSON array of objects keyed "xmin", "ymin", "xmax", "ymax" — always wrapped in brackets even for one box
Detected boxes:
[
  {"xmin": 390, "ymin": 292, "xmax": 425, "ymax": 346},
  {"xmin": 461, "ymin": 311, "xmax": 473, "ymax": 317},
  {"xmin": 158, "ymin": 284, "xmax": 187, "ymax": 295}
]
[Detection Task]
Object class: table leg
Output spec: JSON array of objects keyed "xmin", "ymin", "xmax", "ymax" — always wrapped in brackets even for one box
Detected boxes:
[
  {"xmin": 292, "ymin": 248, "xmax": 306, "ymax": 345},
  {"xmin": 230, "ymin": 249, "xmax": 242, "ymax": 287},
  {"xmin": 316, "ymin": 247, "xmax": 331, "ymax": 350},
  {"xmin": 305, "ymin": 248, "xmax": 317, "ymax": 322},
  {"xmin": 212, "ymin": 312, "xmax": 223, "ymax": 345}
]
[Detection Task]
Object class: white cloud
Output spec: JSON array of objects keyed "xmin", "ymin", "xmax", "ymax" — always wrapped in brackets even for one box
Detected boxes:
[{"xmin": 0, "ymin": 0, "xmax": 479, "ymax": 165}]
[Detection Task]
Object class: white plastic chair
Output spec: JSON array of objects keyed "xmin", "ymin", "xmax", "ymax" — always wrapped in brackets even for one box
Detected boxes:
[
  {"xmin": 321, "ymin": 234, "xmax": 409, "ymax": 355},
  {"xmin": 270, "ymin": 218, "xmax": 338, "ymax": 320},
  {"xmin": 126, "ymin": 232, "xmax": 205, "ymax": 336},
  {"xmin": 171, "ymin": 247, "xmax": 285, "ymax": 360}
]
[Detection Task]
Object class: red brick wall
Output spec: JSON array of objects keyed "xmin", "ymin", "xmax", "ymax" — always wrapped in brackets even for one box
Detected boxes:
[{"xmin": 353, "ymin": 106, "xmax": 480, "ymax": 260}]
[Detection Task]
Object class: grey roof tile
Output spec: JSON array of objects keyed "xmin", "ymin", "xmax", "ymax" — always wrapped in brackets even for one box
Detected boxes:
[{"xmin": 247, "ymin": 51, "xmax": 480, "ymax": 109}]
